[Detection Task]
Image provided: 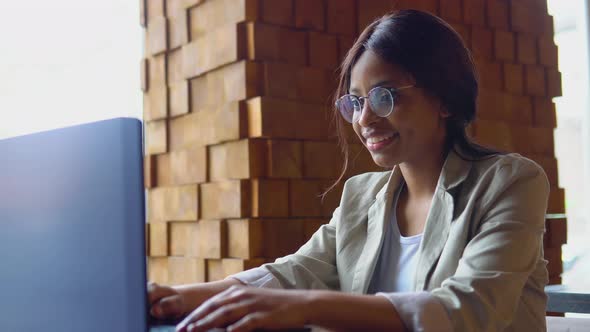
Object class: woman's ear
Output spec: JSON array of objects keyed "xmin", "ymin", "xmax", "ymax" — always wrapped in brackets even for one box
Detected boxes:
[
  {"xmin": 437, "ymin": 105, "xmax": 451, "ymax": 128},
  {"xmin": 439, "ymin": 105, "xmax": 451, "ymax": 119}
]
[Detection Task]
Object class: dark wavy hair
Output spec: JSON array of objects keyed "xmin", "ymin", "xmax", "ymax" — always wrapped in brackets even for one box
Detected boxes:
[{"xmin": 325, "ymin": 9, "xmax": 500, "ymax": 196}]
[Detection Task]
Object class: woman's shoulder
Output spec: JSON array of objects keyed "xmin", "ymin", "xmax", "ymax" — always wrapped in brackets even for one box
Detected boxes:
[
  {"xmin": 344, "ymin": 170, "xmax": 392, "ymax": 186},
  {"xmin": 470, "ymin": 152, "xmax": 548, "ymax": 181},
  {"xmin": 466, "ymin": 152, "xmax": 550, "ymax": 202}
]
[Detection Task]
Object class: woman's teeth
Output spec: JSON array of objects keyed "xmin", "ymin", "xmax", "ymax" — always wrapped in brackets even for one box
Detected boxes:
[{"xmin": 367, "ymin": 134, "xmax": 396, "ymax": 144}]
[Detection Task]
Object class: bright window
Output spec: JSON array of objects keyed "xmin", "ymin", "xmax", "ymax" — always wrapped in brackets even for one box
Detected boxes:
[
  {"xmin": 548, "ymin": 0, "xmax": 590, "ymax": 293},
  {"xmin": 0, "ymin": 0, "xmax": 142, "ymax": 139}
]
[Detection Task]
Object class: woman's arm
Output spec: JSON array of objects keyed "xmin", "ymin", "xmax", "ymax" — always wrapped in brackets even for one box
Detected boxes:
[{"xmin": 305, "ymin": 290, "xmax": 407, "ymax": 332}]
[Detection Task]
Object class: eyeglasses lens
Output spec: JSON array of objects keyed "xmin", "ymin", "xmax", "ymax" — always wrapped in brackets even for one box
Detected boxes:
[
  {"xmin": 337, "ymin": 87, "xmax": 394, "ymax": 123},
  {"xmin": 337, "ymin": 95, "xmax": 360, "ymax": 123},
  {"xmin": 369, "ymin": 87, "xmax": 393, "ymax": 117}
]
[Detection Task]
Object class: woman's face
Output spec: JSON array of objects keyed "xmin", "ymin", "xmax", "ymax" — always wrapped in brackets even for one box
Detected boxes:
[{"xmin": 350, "ymin": 50, "xmax": 448, "ymax": 168}]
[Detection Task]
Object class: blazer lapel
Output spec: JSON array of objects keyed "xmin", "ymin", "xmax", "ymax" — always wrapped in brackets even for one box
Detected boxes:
[
  {"xmin": 414, "ymin": 148, "xmax": 472, "ymax": 291},
  {"xmin": 350, "ymin": 167, "xmax": 403, "ymax": 294},
  {"xmin": 413, "ymin": 189, "xmax": 454, "ymax": 291}
]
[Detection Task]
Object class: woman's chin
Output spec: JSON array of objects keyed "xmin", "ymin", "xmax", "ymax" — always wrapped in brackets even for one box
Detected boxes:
[{"xmin": 370, "ymin": 154, "xmax": 400, "ymax": 169}]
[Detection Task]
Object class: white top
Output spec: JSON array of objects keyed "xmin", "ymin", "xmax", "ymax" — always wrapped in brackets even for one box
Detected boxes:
[{"xmin": 367, "ymin": 181, "xmax": 423, "ymax": 293}]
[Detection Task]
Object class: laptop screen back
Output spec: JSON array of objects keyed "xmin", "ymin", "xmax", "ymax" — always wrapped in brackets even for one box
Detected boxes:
[{"xmin": 0, "ymin": 118, "xmax": 147, "ymax": 332}]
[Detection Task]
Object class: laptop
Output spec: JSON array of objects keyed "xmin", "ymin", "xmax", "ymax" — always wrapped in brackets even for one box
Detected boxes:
[
  {"xmin": 0, "ymin": 118, "xmax": 178, "ymax": 332},
  {"xmin": 0, "ymin": 118, "xmax": 313, "ymax": 332}
]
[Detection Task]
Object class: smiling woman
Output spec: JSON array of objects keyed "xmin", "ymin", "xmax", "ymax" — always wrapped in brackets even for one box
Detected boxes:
[{"xmin": 148, "ymin": 10, "xmax": 551, "ymax": 332}]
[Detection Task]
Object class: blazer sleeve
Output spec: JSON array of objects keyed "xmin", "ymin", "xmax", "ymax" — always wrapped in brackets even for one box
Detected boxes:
[
  {"xmin": 429, "ymin": 159, "xmax": 550, "ymax": 331},
  {"xmin": 255, "ymin": 206, "xmax": 341, "ymax": 291}
]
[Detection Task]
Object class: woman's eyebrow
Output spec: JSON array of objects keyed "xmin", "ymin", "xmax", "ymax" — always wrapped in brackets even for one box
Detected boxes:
[{"xmin": 371, "ymin": 80, "xmax": 396, "ymax": 89}]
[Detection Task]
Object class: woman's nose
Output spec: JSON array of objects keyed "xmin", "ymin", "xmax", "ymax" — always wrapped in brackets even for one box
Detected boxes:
[{"xmin": 356, "ymin": 100, "xmax": 379, "ymax": 127}]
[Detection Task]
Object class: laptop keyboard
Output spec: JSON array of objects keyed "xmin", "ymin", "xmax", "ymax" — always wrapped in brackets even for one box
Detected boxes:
[
  {"xmin": 149, "ymin": 326, "xmax": 177, "ymax": 332},
  {"xmin": 149, "ymin": 327, "xmax": 226, "ymax": 332}
]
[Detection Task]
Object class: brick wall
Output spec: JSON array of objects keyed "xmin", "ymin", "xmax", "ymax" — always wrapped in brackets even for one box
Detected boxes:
[{"xmin": 142, "ymin": 0, "xmax": 566, "ymax": 285}]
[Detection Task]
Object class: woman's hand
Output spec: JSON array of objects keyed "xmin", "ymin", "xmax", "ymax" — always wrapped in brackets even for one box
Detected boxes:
[
  {"xmin": 148, "ymin": 282, "xmax": 188, "ymax": 319},
  {"xmin": 176, "ymin": 284, "xmax": 311, "ymax": 332}
]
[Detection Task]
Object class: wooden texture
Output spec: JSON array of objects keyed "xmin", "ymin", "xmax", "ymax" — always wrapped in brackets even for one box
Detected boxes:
[
  {"xmin": 188, "ymin": 0, "xmax": 258, "ymax": 40},
  {"xmin": 148, "ymin": 185, "xmax": 199, "ymax": 222},
  {"xmin": 309, "ymin": 32, "xmax": 339, "ymax": 69},
  {"xmin": 200, "ymin": 180, "xmax": 250, "ymax": 219},
  {"xmin": 198, "ymin": 220, "xmax": 227, "ymax": 259},
  {"xmin": 295, "ymin": 0, "xmax": 325, "ymax": 31},
  {"xmin": 250, "ymin": 179, "xmax": 289, "ymax": 217},
  {"xmin": 268, "ymin": 140, "xmax": 303, "ymax": 178},
  {"xmin": 169, "ymin": 146, "xmax": 207, "ymax": 185},
  {"xmin": 245, "ymin": 22, "xmax": 307, "ymax": 65},
  {"xmin": 145, "ymin": 120, "xmax": 167, "ymax": 155},
  {"xmin": 206, "ymin": 258, "xmax": 266, "ymax": 281},
  {"xmin": 208, "ymin": 139, "xmax": 266, "ymax": 180},
  {"xmin": 545, "ymin": 217, "xmax": 567, "ymax": 249},
  {"xmin": 168, "ymin": 257, "xmax": 206, "ymax": 284},
  {"xmin": 144, "ymin": 154, "xmax": 156, "ymax": 188},
  {"xmin": 227, "ymin": 219, "xmax": 263, "ymax": 259},
  {"xmin": 289, "ymin": 179, "xmax": 323, "ymax": 217},
  {"xmin": 147, "ymin": 16, "xmax": 168, "ymax": 55},
  {"xmin": 327, "ymin": 0, "xmax": 356, "ymax": 35},
  {"xmin": 148, "ymin": 222, "xmax": 169, "ymax": 257},
  {"xmin": 182, "ymin": 23, "xmax": 247, "ymax": 79},
  {"xmin": 169, "ymin": 221, "xmax": 200, "ymax": 256},
  {"xmin": 148, "ymin": 257, "xmax": 169, "ymax": 284}
]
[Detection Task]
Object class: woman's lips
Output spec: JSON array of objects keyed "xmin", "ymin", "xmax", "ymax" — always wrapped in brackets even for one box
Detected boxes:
[{"xmin": 366, "ymin": 133, "xmax": 399, "ymax": 152}]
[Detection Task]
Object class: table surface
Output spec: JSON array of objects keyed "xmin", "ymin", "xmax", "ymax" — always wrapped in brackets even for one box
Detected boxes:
[
  {"xmin": 546, "ymin": 317, "xmax": 590, "ymax": 332},
  {"xmin": 545, "ymin": 285, "xmax": 590, "ymax": 314}
]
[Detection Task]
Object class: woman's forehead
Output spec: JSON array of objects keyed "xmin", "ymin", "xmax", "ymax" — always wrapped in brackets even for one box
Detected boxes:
[{"xmin": 349, "ymin": 50, "xmax": 411, "ymax": 93}]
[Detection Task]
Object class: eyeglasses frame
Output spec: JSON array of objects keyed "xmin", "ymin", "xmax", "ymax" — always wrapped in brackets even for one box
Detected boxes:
[{"xmin": 335, "ymin": 85, "xmax": 415, "ymax": 123}]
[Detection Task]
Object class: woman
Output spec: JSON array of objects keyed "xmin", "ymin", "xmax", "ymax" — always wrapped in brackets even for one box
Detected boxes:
[{"xmin": 149, "ymin": 10, "xmax": 550, "ymax": 332}]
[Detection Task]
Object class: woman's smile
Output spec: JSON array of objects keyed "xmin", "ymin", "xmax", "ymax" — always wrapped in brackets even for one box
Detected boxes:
[{"xmin": 366, "ymin": 132, "xmax": 399, "ymax": 152}]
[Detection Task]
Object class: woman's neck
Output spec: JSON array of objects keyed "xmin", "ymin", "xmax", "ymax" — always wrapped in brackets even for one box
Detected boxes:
[{"xmin": 398, "ymin": 146, "xmax": 447, "ymax": 200}]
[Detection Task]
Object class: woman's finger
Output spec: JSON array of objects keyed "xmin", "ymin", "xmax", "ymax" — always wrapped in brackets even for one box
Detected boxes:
[
  {"xmin": 152, "ymin": 294, "xmax": 183, "ymax": 318},
  {"xmin": 187, "ymin": 300, "xmax": 255, "ymax": 332},
  {"xmin": 177, "ymin": 285, "xmax": 247, "ymax": 331},
  {"xmin": 226, "ymin": 312, "xmax": 269, "ymax": 332},
  {"xmin": 148, "ymin": 283, "xmax": 174, "ymax": 304}
]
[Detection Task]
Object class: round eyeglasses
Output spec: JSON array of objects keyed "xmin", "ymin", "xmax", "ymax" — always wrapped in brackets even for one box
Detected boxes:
[{"xmin": 335, "ymin": 85, "xmax": 415, "ymax": 123}]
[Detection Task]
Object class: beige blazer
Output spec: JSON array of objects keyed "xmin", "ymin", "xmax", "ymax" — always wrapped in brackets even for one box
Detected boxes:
[{"xmin": 263, "ymin": 148, "xmax": 550, "ymax": 331}]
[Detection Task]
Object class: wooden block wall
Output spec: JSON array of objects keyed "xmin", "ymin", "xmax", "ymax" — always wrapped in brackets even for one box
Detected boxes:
[{"xmin": 142, "ymin": 0, "xmax": 566, "ymax": 285}]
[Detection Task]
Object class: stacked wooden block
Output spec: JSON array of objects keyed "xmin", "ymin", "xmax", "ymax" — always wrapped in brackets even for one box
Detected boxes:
[{"xmin": 142, "ymin": 0, "xmax": 566, "ymax": 285}]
